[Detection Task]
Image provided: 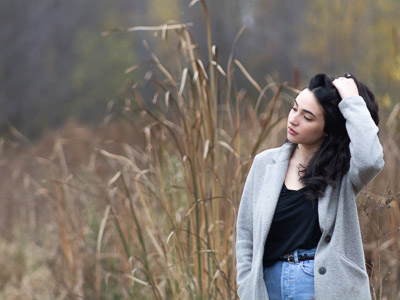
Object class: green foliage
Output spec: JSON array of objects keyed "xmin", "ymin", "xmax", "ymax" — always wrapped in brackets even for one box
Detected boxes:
[
  {"xmin": 147, "ymin": 0, "xmax": 181, "ymax": 22},
  {"xmin": 69, "ymin": 13, "xmax": 135, "ymax": 121},
  {"xmin": 300, "ymin": 0, "xmax": 400, "ymax": 100}
]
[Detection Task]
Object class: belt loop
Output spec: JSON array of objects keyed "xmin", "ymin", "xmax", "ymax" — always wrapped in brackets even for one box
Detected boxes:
[{"xmin": 294, "ymin": 249, "xmax": 299, "ymax": 263}]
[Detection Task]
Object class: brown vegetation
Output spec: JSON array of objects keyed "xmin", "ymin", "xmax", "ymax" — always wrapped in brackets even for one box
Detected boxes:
[{"xmin": 1, "ymin": 2, "xmax": 400, "ymax": 299}]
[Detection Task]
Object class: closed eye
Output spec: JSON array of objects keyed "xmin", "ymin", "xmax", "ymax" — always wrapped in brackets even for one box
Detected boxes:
[
  {"xmin": 293, "ymin": 99, "xmax": 317, "ymax": 120},
  {"xmin": 292, "ymin": 106, "xmax": 312, "ymax": 121}
]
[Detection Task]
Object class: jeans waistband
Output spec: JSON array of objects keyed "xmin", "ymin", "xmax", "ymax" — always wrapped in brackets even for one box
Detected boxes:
[
  {"xmin": 297, "ymin": 247, "xmax": 316, "ymax": 256},
  {"xmin": 280, "ymin": 247, "xmax": 316, "ymax": 263}
]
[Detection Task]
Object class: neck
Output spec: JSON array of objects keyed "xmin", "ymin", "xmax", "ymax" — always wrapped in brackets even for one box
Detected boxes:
[{"xmin": 294, "ymin": 143, "xmax": 322, "ymax": 166}]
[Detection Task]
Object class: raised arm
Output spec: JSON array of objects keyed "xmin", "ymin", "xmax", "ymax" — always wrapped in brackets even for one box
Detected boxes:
[{"xmin": 333, "ymin": 77, "xmax": 384, "ymax": 193}]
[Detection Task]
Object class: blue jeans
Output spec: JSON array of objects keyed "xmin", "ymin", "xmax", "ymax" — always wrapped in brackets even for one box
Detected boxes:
[{"xmin": 263, "ymin": 248, "xmax": 316, "ymax": 300}]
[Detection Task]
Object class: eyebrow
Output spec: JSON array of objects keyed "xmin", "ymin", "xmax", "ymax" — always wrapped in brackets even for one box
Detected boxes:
[{"xmin": 294, "ymin": 100, "xmax": 317, "ymax": 118}]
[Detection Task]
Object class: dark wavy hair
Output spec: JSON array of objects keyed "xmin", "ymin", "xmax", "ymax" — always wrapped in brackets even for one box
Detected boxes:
[{"xmin": 299, "ymin": 73, "xmax": 379, "ymax": 201}]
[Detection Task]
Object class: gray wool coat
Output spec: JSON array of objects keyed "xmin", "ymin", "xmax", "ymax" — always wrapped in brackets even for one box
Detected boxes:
[{"xmin": 236, "ymin": 95, "xmax": 384, "ymax": 300}]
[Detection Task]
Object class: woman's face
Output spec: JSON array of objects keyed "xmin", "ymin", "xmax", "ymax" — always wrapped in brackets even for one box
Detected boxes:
[{"xmin": 287, "ymin": 88, "xmax": 325, "ymax": 148}]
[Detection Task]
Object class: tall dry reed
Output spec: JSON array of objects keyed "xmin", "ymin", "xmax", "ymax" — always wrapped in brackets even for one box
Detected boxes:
[{"xmin": 92, "ymin": 1, "xmax": 289, "ymax": 298}]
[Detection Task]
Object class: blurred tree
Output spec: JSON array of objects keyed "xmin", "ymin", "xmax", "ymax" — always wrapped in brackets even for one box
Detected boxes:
[
  {"xmin": 300, "ymin": 0, "xmax": 368, "ymax": 73},
  {"xmin": 147, "ymin": 0, "xmax": 181, "ymax": 22},
  {"xmin": 362, "ymin": 1, "xmax": 400, "ymax": 98},
  {"xmin": 236, "ymin": 0, "xmax": 308, "ymax": 84},
  {"xmin": 1, "ymin": 0, "xmax": 400, "ymax": 138},
  {"xmin": 0, "ymin": 0, "xmax": 139, "ymax": 137},
  {"xmin": 299, "ymin": 0, "xmax": 400, "ymax": 98},
  {"xmin": 0, "ymin": 0, "xmax": 88, "ymax": 137},
  {"xmin": 68, "ymin": 12, "xmax": 135, "ymax": 123}
]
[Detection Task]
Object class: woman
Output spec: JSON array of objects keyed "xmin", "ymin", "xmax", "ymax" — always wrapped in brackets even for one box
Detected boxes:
[{"xmin": 236, "ymin": 73, "xmax": 384, "ymax": 300}]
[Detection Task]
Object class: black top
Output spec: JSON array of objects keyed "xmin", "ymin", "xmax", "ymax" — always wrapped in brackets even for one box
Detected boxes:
[{"xmin": 263, "ymin": 183, "xmax": 322, "ymax": 268}]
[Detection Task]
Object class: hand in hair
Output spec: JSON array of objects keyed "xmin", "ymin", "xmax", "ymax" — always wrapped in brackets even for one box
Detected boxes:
[{"xmin": 332, "ymin": 77, "xmax": 359, "ymax": 99}]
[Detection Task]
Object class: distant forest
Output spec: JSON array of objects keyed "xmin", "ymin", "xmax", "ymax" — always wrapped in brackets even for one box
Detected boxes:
[{"xmin": 1, "ymin": 0, "xmax": 400, "ymax": 137}]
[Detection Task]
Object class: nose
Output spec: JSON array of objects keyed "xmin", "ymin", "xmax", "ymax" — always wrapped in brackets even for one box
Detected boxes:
[{"xmin": 289, "ymin": 112, "xmax": 299, "ymax": 126}]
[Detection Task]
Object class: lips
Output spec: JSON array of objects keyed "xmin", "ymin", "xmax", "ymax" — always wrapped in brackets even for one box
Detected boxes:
[{"xmin": 288, "ymin": 127, "xmax": 298, "ymax": 135}]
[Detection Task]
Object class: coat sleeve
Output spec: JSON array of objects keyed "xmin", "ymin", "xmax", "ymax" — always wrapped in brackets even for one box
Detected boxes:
[
  {"xmin": 338, "ymin": 95, "xmax": 385, "ymax": 194},
  {"xmin": 236, "ymin": 158, "xmax": 256, "ymax": 287}
]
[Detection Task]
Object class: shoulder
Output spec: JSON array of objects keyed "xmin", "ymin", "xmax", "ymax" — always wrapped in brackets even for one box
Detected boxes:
[{"xmin": 253, "ymin": 142, "xmax": 293, "ymax": 165}]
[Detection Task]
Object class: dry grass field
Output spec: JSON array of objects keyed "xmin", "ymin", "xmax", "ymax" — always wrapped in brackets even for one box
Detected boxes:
[{"xmin": 1, "ymin": 13, "xmax": 400, "ymax": 300}]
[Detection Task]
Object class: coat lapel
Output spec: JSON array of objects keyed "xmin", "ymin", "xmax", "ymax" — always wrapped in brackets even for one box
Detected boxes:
[{"xmin": 259, "ymin": 143, "xmax": 294, "ymax": 244}]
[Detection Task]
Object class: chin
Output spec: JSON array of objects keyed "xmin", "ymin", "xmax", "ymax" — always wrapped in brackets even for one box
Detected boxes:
[{"xmin": 287, "ymin": 134, "xmax": 297, "ymax": 143}]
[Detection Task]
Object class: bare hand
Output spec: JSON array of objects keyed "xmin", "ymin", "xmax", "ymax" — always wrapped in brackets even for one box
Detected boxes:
[{"xmin": 332, "ymin": 76, "xmax": 359, "ymax": 99}]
